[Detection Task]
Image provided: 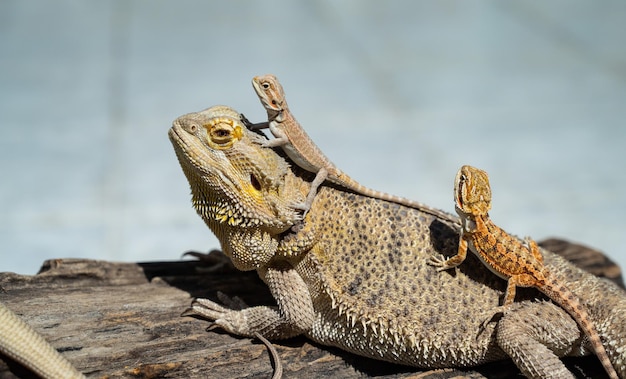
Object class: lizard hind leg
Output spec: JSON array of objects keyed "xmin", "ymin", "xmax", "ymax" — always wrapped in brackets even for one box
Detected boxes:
[
  {"xmin": 495, "ymin": 301, "xmax": 582, "ymax": 379},
  {"xmin": 479, "ymin": 275, "xmax": 525, "ymax": 330},
  {"xmin": 292, "ymin": 168, "xmax": 328, "ymax": 215},
  {"xmin": 479, "ymin": 276, "xmax": 518, "ymax": 331}
]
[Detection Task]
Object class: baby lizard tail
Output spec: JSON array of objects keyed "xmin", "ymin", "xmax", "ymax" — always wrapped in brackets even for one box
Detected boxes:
[
  {"xmin": 246, "ymin": 74, "xmax": 458, "ymax": 224},
  {"xmin": 540, "ymin": 276, "xmax": 617, "ymax": 379}
]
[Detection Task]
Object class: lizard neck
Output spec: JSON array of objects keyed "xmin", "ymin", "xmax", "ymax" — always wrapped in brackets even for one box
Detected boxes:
[
  {"xmin": 456, "ymin": 205, "xmax": 493, "ymax": 233},
  {"xmin": 270, "ymin": 107, "xmax": 291, "ymax": 125},
  {"xmin": 456, "ymin": 205, "xmax": 477, "ymax": 233}
]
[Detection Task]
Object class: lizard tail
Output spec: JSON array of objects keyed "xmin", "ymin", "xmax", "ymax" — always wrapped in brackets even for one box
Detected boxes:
[
  {"xmin": 0, "ymin": 303, "xmax": 85, "ymax": 379},
  {"xmin": 542, "ymin": 279, "xmax": 619, "ymax": 379},
  {"xmin": 332, "ymin": 170, "xmax": 459, "ymax": 224}
]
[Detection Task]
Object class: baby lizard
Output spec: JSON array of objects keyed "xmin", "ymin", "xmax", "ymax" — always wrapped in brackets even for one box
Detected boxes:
[
  {"xmin": 245, "ymin": 74, "xmax": 457, "ymax": 222},
  {"xmin": 429, "ymin": 165, "xmax": 619, "ymax": 379}
]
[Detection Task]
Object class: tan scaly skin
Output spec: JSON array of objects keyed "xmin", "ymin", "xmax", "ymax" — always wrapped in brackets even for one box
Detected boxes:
[
  {"xmin": 245, "ymin": 74, "xmax": 458, "ymax": 223},
  {"xmin": 0, "ymin": 302, "xmax": 85, "ymax": 379},
  {"xmin": 429, "ymin": 165, "xmax": 619, "ymax": 379},
  {"xmin": 171, "ymin": 105, "xmax": 626, "ymax": 379}
]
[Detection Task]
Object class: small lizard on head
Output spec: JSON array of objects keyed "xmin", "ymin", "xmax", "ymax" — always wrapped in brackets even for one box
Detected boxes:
[
  {"xmin": 246, "ymin": 74, "xmax": 457, "ymax": 222},
  {"xmin": 429, "ymin": 165, "xmax": 619, "ymax": 379}
]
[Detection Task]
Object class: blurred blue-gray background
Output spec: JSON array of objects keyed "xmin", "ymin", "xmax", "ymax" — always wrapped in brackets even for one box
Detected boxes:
[{"xmin": 1, "ymin": 1, "xmax": 624, "ymax": 274}]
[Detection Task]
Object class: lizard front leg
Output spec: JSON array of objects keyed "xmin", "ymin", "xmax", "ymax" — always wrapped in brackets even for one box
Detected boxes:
[
  {"xmin": 428, "ymin": 232, "xmax": 469, "ymax": 271},
  {"xmin": 185, "ymin": 262, "xmax": 315, "ymax": 340}
]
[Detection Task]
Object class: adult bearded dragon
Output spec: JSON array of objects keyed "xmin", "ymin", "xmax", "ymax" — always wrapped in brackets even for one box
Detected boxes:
[
  {"xmin": 429, "ymin": 165, "xmax": 618, "ymax": 379},
  {"xmin": 169, "ymin": 105, "xmax": 626, "ymax": 379}
]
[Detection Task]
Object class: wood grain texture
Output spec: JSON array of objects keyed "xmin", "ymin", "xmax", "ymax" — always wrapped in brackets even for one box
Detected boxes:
[{"xmin": 0, "ymin": 238, "xmax": 622, "ymax": 379}]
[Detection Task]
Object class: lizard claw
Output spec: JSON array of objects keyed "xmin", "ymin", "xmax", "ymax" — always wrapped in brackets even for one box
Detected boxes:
[
  {"xmin": 287, "ymin": 202, "xmax": 309, "ymax": 220},
  {"xmin": 427, "ymin": 254, "xmax": 457, "ymax": 272},
  {"xmin": 182, "ymin": 249, "xmax": 237, "ymax": 273},
  {"xmin": 240, "ymin": 113, "xmax": 268, "ymax": 131},
  {"xmin": 290, "ymin": 201, "xmax": 309, "ymax": 212},
  {"xmin": 183, "ymin": 295, "xmax": 250, "ymax": 336}
]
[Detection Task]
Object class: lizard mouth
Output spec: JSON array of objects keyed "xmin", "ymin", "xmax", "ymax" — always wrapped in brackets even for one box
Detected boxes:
[
  {"xmin": 168, "ymin": 124, "xmax": 185, "ymax": 145},
  {"xmin": 168, "ymin": 124, "xmax": 224, "ymax": 181},
  {"xmin": 169, "ymin": 125, "xmax": 200, "ymax": 168}
]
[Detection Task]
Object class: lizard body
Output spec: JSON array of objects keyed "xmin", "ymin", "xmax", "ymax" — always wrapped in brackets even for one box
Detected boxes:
[
  {"xmin": 170, "ymin": 105, "xmax": 626, "ymax": 379},
  {"xmin": 429, "ymin": 165, "xmax": 619, "ymax": 378},
  {"xmin": 0, "ymin": 301, "xmax": 85, "ymax": 379},
  {"xmin": 247, "ymin": 74, "xmax": 457, "ymax": 223}
]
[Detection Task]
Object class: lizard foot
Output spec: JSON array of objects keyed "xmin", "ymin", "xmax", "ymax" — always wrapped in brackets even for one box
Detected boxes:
[
  {"xmin": 427, "ymin": 254, "xmax": 460, "ymax": 272},
  {"xmin": 239, "ymin": 113, "xmax": 269, "ymax": 131},
  {"xmin": 182, "ymin": 292, "xmax": 250, "ymax": 335},
  {"xmin": 182, "ymin": 249, "xmax": 237, "ymax": 273},
  {"xmin": 289, "ymin": 201, "xmax": 309, "ymax": 212},
  {"xmin": 184, "ymin": 293, "xmax": 284, "ymax": 378}
]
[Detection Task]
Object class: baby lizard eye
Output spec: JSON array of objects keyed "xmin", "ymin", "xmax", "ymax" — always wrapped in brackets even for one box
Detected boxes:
[{"xmin": 262, "ymin": 82, "xmax": 270, "ymax": 90}]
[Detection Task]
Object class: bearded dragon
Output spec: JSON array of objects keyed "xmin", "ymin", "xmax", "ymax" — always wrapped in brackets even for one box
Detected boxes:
[
  {"xmin": 429, "ymin": 165, "xmax": 619, "ymax": 378},
  {"xmin": 245, "ymin": 74, "xmax": 457, "ymax": 223},
  {"xmin": 170, "ymin": 105, "xmax": 626, "ymax": 379}
]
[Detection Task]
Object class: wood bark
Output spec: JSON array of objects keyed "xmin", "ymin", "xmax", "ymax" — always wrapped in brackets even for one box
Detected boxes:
[{"xmin": 0, "ymin": 238, "xmax": 622, "ymax": 379}]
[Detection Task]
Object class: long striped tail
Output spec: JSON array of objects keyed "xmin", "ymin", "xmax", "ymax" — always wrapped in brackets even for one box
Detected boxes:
[
  {"xmin": 0, "ymin": 302, "xmax": 85, "ymax": 379},
  {"xmin": 333, "ymin": 171, "xmax": 459, "ymax": 224},
  {"xmin": 542, "ymin": 278, "xmax": 619, "ymax": 379}
]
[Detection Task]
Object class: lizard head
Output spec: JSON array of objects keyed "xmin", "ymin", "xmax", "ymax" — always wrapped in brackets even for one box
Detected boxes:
[
  {"xmin": 252, "ymin": 74, "xmax": 286, "ymax": 119},
  {"xmin": 169, "ymin": 105, "xmax": 305, "ymax": 269},
  {"xmin": 454, "ymin": 165, "xmax": 492, "ymax": 218}
]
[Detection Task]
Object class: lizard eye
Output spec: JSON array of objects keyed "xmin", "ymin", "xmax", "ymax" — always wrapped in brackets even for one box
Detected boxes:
[
  {"xmin": 262, "ymin": 82, "xmax": 271, "ymax": 90},
  {"xmin": 210, "ymin": 126, "xmax": 232, "ymax": 144},
  {"xmin": 206, "ymin": 119, "xmax": 244, "ymax": 150}
]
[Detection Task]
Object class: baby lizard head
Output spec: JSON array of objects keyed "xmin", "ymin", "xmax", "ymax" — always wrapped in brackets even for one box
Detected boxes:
[
  {"xmin": 454, "ymin": 165, "xmax": 492, "ymax": 217},
  {"xmin": 252, "ymin": 74, "xmax": 286, "ymax": 117}
]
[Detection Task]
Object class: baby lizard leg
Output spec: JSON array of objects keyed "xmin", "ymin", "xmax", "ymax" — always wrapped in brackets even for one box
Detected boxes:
[
  {"xmin": 428, "ymin": 233, "xmax": 469, "ymax": 271},
  {"xmin": 502, "ymin": 276, "xmax": 520, "ymax": 307},
  {"xmin": 299, "ymin": 168, "xmax": 328, "ymax": 213}
]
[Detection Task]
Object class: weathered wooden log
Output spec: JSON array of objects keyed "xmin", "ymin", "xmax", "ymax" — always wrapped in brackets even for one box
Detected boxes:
[{"xmin": 0, "ymin": 238, "xmax": 622, "ymax": 379}]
